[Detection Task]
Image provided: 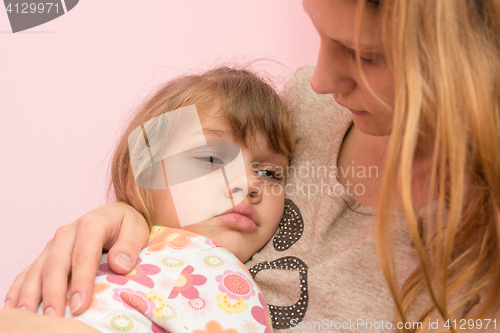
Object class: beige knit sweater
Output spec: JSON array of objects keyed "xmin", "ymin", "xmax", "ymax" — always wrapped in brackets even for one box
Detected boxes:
[{"xmin": 245, "ymin": 64, "xmax": 498, "ymax": 332}]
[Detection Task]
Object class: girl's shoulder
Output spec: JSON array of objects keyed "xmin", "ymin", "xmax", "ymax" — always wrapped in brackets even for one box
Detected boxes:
[{"xmin": 86, "ymin": 226, "xmax": 270, "ymax": 332}]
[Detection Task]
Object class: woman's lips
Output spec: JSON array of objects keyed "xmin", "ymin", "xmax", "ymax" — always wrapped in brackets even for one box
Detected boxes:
[
  {"xmin": 215, "ymin": 203, "xmax": 259, "ymax": 231},
  {"xmin": 348, "ymin": 108, "xmax": 367, "ymax": 116},
  {"xmin": 335, "ymin": 99, "xmax": 368, "ymax": 116}
]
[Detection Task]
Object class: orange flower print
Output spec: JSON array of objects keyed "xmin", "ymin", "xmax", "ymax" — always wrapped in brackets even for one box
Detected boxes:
[
  {"xmin": 216, "ymin": 270, "xmax": 255, "ymax": 300},
  {"xmin": 149, "ymin": 226, "xmax": 165, "ymax": 241},
  {"xmin": 88, "ymin": 283, "xmax": 110, "ymax": 310},
  {"xmin": 112, "ymin": 288, "xmax": 156, "ymax": 318},
  {"xmin": 193, "ymin": 320, "xmax": 239, "ymax": 333},
  {"xmin": 148, "ymin": 228, "xmax": 198, "ymax": 252}
]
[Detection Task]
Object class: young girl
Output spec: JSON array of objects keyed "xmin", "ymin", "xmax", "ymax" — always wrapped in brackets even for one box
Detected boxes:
[
  {"xmin": 6, "ymin": 0, "xmax": 500, "ymax": 331},
  {"xmin": 37, "ymin": 66, "xmax": 295, "ymax": 333}
]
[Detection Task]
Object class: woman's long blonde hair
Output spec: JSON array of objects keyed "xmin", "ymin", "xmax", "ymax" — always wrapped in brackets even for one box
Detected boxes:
[{"xmin": 356, "ymin": 0, "xmax": 500, "ymax": 331}]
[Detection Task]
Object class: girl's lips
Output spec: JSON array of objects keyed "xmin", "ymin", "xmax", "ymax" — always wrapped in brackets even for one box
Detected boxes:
[
  {"xmin": 215, "ymin": 203, "xmax": 259, "ymax": 231},
  {"xmin": 215, "ymin": 213, "xmax": 258, "ymax": 231}
]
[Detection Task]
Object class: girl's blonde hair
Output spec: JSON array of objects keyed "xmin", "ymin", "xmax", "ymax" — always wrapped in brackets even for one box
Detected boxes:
[
  {"xmin": 356, "ymin": 0, "xmax": 500, "ymax": 331},
  {"xmin": 107, "ymin": 66, "xmax": 295, "ymax": 229}
]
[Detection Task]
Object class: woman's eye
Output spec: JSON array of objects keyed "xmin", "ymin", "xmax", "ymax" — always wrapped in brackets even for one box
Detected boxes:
[
  {"xmin": 355, "ymin": 54, "xmax": 373, "ymax": 65},
  {"xmin": 359, "ymin": 56, "xmax": 372, "ymax": 65},
  {"xmin": 347, "ymin": 48, "xmax": 376, "ymax": 66}
]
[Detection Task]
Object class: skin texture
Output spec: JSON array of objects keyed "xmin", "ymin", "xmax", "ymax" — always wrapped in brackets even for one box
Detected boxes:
[
  {"xmin": 3, "ymin": 109, "xmax": 288, "ymax": 322},
  {"xmin": 0, "ymin": 308, "xmax": 100, "ymax": 333},
  {"xmin": 305, "ymin": 0, "xmax": 394, "ymax": 136},
  {"xmin": 5, "ymin": 0, "xmax": 434, "ymax": 326},
  {"xmin": 151, "ymin": 108, "xmax": 288, "ymax": 263},
  {"xmin": 4, "ymin": 202, "xmax": 150, "ymax": 317},
  {"xmin": 305, "ymin": 0, "xmax": 433, "ymax": 209}
]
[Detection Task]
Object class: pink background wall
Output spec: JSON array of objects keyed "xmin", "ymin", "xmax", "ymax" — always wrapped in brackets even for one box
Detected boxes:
[{"xmin": 0, "ymin": 1, "xmax": 319, "ymax": 306}]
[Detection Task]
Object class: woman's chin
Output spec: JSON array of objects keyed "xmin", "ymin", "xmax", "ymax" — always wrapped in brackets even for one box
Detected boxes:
[{"xmin": 353, "ymin": 120, "xmax": 392, "ymax": 137}]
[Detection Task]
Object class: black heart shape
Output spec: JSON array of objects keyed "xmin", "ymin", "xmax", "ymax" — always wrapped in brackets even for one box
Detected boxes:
[
  {"xmin": 249, "ymin": 256, "xmax": 309, "ymax": 330},
  {"xmin": 273, "ymin": 198, "xmax": 305, "ymax": 251}
]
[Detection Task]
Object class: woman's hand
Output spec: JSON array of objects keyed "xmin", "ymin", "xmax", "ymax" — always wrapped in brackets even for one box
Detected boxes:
[
  {"xmin": 0, "ymin": 308, "xmax": 101, "ymax": 333},
  {"xmin": 4, "ymin": 202, "xmax": 149, "ymax": 317}
]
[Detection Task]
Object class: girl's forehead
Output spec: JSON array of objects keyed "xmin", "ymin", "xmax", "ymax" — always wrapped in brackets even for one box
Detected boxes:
[
  {"xmin": 198, "ymin": 109, "xmax": 234, "ymax": 141},
  {"xmin": 196, "ymin": 105, "xmax": 291, "ymax": 164},
  {"xmin": 201, "ymin": 115, "xmax": 287, "ymax": 164},
  {"xmin": 197, "ymin": 106, "xmax": 227, "ymax": 126}
]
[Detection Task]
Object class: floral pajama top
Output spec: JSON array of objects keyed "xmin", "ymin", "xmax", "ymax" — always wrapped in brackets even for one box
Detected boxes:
[{"xmin": 40, "ymin": 226, "xmax": 272, "ymax": 333}]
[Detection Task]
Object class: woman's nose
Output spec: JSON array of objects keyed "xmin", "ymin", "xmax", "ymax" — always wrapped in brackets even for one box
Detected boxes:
[{"xmin": 310, "ymin": 41, "xmax": 356, "ymax": 95}]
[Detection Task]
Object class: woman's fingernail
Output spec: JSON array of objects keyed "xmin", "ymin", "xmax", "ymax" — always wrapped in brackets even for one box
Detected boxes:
[
  {"xmin": 44, "ymin": 306, "xmax": 56, "ymax": 316},
  {"xmin": 70, "ymin": 293, "xmax": 81, "ymax": 314},
  {"xmin": 3, "ymin": 299, "xmax": 10, "ymax": 309},
  {"xmin": 115, "ymin": 253, "xmax": 132, "ymax": 271},
  {"xmin": 19, "ymin": 306, "xmax": 28, "ymax": 311}
]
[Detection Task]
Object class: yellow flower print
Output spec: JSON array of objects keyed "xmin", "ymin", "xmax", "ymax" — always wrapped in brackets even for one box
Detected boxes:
[{"xmin": 216, "ymin": 293, "xmax": 248, "ymax": 314}]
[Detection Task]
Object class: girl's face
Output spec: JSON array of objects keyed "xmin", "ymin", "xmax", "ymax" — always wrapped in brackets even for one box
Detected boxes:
[
  {"xmin": 304, "ymin": 0, "xmax": 395, "ymax": 136},
  {"xmin": 151, "ymin": 107, "xmax": 289, "ymax": 263}
]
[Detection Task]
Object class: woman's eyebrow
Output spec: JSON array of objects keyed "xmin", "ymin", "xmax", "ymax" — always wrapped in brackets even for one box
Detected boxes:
[{"xmin": 330, "ymin": 38, "xmax": 380, "ymax": 52}]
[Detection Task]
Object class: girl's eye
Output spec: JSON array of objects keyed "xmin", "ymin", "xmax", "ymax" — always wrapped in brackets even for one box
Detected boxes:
[
  {"xmin": 196, "ymin": 156, "xmax": 224, "ymax": 165},
  {"xmin": 256, "ymin": 170, "xmax": 283, "ymax": 181}
]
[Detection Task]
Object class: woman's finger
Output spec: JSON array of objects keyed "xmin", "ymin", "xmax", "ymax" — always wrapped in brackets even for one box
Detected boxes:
[
  {"xmin": 67, "ymin": 215, "xmax": 111, "ymax": 316},
  {"xmin": 105, "ymin": 206, "xmax": 150, "ymax": 275},
  {"xmin": 4, "ymin": 263, "xmax": 31, "ymax": 309},
  {"xmin": 68, "ymin": 203, "xmax": 149, "ymax": 315},
  {"xmin": 10, "ymin": 239, "xmax": 52, "ymax": 312},
  {"xmin": 5, "ymin": 202, "xmax": 149, "ymax": 317},
  {"xmin": 37, "ymin": 224, "xmax": 76, "ymax": 316}
]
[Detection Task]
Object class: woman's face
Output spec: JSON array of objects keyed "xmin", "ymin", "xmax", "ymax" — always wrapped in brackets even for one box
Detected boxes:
[{"xmin": 304, "ymin": 0, "xmax": 394, "ymax": 136}]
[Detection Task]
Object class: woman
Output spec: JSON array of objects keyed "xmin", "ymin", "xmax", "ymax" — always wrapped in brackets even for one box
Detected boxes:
[{"xmin": 4, "ymin": 0, "xmax": 500, "ymax": 332}]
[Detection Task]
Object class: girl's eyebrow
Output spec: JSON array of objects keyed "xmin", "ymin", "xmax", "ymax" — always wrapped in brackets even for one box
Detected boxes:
[
  {"xmin": 256, "ymin": 152, "xmax": 289, "ymax": 168},
  {"xmin": 203, "ymin": 128, "xmax": 234, "ymax": 140}
]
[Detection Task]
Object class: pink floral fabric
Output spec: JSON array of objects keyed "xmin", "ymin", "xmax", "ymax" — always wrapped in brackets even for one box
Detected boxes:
[
  {"xmin": 169, "ymin": 265, "xmax": 207, "ymax": 300},
  {"xmin": 49, "ymin": 226, "xmax": 271, "ymax": 333},
  {"xmin": 216, "ymin": 270, "xmax": 255, "ymax": 300},
  {"xmin": 98, "ymin": 258, "xmax": 161, "ymax": 288}
]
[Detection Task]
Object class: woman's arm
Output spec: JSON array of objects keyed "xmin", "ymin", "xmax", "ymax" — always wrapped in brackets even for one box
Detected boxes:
[
  {"xmin": 4, "ymin": 202, "xmax": 149, "ymax": 317},
  {"xmin": 0, "ymin": 309, "xmax": 100, "ymax": 333}
]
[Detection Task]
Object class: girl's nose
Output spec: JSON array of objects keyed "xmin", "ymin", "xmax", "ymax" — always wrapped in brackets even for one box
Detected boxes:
[
  {"xmin": 246, "ymin": 173, "xmax": 262, "ymax": 204},
  {"xmin": 310, "ymin": 41, "xmax": 356, "ymax": 95},
  {"xmin": 224, "ymin": 169, "xmax": 262, "ymax": 204}
]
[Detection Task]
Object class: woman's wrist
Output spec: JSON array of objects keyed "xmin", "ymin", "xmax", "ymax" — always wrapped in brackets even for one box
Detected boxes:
[{"xmin": 0, "ymin": 308, "xmax": 100, "ymax": 333}]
